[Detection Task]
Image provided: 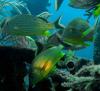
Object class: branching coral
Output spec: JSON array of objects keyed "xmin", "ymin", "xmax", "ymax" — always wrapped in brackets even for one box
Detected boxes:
[
  {"xmin": 60, "ymin": 65, "xmax": 100, "ymax": 91},
  {"xmin": 61, "ymin": 75, "xmax": 94, "ymax": 91}
]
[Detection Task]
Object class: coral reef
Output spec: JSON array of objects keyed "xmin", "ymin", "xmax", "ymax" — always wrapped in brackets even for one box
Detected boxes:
[
  {"xmin": 0, "ymin": 0, "xmax": 26, "ymax": 14},
  {"xmin": 0, "ymin": 0, "xmax": 100, "ymax": 91},
  {"xmin": 61, "ymin": 65, "xmax": 100, "ymax": 91}
]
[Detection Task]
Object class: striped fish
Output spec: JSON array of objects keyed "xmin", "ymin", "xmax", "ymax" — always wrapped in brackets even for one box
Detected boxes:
[{"xmin": 2, "ymin": 14, "xmax": 54, "ymax": 36}]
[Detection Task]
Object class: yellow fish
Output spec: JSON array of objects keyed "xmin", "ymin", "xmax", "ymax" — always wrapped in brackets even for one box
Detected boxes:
[{"xmin": 30, "ymin": 45, "xmax": 64, "ymax": 86}]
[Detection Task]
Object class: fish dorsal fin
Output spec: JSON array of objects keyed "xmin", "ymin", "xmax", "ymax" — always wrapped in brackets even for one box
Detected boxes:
[
  {"xmin": 54, "ymin": 16, "xmax": 65, "ymax": 29},
  {"xmin": 37, "ymin": 12, "xmax": 50, "ymax": 18},
  {"xmin": 36, "ymin": 12, "xmax": 51, "ymax": 23},
  {"xmin": 38, "ymin": 17, "xmax": 49, "ymax": 23}
]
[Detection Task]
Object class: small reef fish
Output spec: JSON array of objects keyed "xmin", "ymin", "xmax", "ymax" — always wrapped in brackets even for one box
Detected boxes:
[
  {"xmin": 1, "ymin": 14, "xmax": 54, "ymax": 36},
  {"xmin": 47, "ymin": 18, "xmax": 94, "ymax": 50},
  {"xmin": 61, "ymin": 18, "xmax": 93, "ymax": 47},
  {"xmin": 30, "ymin": 45, "xmax": 64, "ymax": 85},
  {"xmin": 68, "ymin": 0, "xmax": 100, "ymax": 9}
]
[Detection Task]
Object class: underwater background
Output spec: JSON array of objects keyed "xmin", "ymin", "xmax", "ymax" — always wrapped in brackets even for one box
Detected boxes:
[
  {"xmin": 0, "ymin": 0, "xmax": 94, "ymax": 60},
  {"xmin": 0, "ymin": 0, "xmax": 100, "ymax": 91}
]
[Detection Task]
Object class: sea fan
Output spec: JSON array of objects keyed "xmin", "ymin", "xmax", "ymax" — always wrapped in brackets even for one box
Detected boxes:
[{"xmin": 0, "ymin": 0, "xmax": 31, "ymax": 14}]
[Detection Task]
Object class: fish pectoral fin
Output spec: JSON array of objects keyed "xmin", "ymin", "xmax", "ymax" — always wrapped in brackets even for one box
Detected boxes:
[
  {"xmin": 82, "ymin": 28, "xmax": 91, "ymax": 38},
  {"xmin": 43, "ymin": 30, "xmax": 52, "ymax": 37}
]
